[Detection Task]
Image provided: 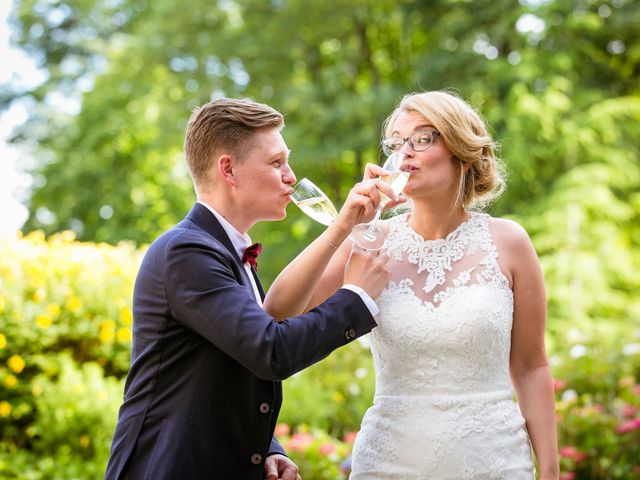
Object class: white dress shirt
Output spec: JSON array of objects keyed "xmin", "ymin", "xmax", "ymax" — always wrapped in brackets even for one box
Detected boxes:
[{"xmin": 197, "ymin": 201, "xmax": 378, "ymax": 317}]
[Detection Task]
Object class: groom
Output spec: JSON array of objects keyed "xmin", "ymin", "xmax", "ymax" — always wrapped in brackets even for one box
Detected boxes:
[{"xmin": 104, "ymin": 98, "xmax": 389, "ymax": 480}]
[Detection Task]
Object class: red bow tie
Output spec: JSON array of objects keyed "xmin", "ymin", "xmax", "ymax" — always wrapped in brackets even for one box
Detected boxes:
[{"xmin": 242, "ymin": 243, "xmax": 262, "ymax": 270}]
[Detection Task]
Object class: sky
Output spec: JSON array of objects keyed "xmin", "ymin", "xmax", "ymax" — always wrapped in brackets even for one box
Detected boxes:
[{"xmin": 0, "ymin": 0, "xmax": 39, "ymax": 237}]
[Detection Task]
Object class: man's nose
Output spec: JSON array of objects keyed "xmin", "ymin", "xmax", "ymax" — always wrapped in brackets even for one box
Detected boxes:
[{"xmin": 283, "ymin": 164, "xmax": 296, "ymax": 185}]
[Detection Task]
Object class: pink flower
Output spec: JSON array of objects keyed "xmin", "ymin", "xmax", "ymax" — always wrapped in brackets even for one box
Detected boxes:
[
  {"xmin": 275, "ymin": 423, "xmax": 290, "ymax": 437},
  {"xmin": 287, "ymin": 432, "xmax": 314, "ymax": 452},
  {"xmin": 559, "ymin": 446, "xmax": 588, "ymax": 463},
  {"xmin": 559, "ymin": 446, "xmax": 577, "ymax": 458},
  {"xmin": 573, "ymin": 451, "xmax": 588, "ymax": 463},
  {"xmin": 554, "ymin": 379, "xmax": 567, "ymax": 391},
  {"xmin": 319, "ymin": 442, "xmax": 336, "ymax": 456},
  {"xmin": 343, "ymin": 431, "xmax": 358, "ymax": 444},
  {"xmin": 616, "ymin": 418, "xmax": 640, "ymax": 434},
  {"xmin": 621, "ymin": 404, "xmax": 637, "ymax": 418}
]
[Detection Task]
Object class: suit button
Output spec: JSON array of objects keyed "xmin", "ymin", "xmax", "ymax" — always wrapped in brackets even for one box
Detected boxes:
[
  {"xmin": 259, "ymin": 402, "xmax": 270, "ymax": 414},
  {"xmin": 251, "ymin": 453, "xmax": 263, "ymax": 464},
  {"xmin": 345, "ymin": 328, "xmax": 356, "ymax": 340}
]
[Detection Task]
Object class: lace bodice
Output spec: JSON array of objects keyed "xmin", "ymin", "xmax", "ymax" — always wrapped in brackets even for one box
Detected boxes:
[
  {"xmin": 350, "ymin": 212, "xmax": 534, "ymax": 479},
  {"xmin": 372, "ymin": 211, "xmax": 514, "ymax": 397}
]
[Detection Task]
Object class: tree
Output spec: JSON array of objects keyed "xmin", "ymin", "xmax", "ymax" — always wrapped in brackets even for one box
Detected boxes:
[{"xmin": 4, "ymin": 0, "xmax": 639, "ymax": 285}]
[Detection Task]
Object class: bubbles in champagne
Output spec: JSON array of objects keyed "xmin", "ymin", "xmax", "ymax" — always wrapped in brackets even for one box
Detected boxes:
[
  {"xmin": 380, "ymin": 171, "xmax": 409, "ymax": 204},
  {"xmin": 294, "ymin": 196, "xmax": 338, "ymax": 226}
]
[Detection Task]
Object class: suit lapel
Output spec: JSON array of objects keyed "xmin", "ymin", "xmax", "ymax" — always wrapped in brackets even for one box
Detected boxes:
[
  {"xmin": 250, "ymin": 268, "xmax": 265, "ymax": 301},
  {"xmin": 185, "ymin": 203, "xmax": 253, "ymax": 288}
]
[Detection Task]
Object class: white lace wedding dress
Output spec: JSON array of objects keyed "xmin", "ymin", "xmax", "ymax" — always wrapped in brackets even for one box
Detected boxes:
[{"xmin": 350, "ymin": 212, "xmax": 535, "ymax": 479}]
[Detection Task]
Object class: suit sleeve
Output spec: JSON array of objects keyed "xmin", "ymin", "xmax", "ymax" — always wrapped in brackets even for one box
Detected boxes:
[{"xmin": 164, "ymin": 233, "xmax": 377, "ymax": 381}]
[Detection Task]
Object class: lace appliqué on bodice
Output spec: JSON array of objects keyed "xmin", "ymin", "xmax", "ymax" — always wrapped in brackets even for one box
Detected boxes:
[
  {"xmin": 350, "ymin": 212, "xmax": 534, "ymax": 480},
  {"xmin": 385, "ymin": 211, "xmax": 510, "ymax": 305}
]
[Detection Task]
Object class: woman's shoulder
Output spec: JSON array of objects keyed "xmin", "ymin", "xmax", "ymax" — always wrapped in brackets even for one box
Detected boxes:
[{"xmin": 486, "ymin": 215, "xmax": 534, "ymax": 254}]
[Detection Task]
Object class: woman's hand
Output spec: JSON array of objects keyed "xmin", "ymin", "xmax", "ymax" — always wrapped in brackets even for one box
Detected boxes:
[{"xmin": 333, "ymin": 163, "xmax": 407, "ymax": 232}]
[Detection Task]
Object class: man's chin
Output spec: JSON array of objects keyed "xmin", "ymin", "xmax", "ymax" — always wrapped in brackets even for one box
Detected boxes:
[{"xmin": 260, "ymin": 210, "xmax": 287, "ymax": 222}]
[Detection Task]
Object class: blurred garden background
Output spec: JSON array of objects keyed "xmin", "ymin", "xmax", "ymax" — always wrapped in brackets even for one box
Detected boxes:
[{"xmin": 0, "ymin": 0, "xmax": 639, "ymax": 478}]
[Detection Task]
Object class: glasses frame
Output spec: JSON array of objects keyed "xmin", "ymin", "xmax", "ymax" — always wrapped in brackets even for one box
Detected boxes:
[{"xmin": 381, "ymin": 130, "xmax": 441, "ymax": 156}]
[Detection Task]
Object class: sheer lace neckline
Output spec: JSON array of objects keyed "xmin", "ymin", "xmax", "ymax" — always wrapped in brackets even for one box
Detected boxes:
[
  {"xmin": 384, "ymin": 211, "xmax": 505, "ymax": 296},
  {"xmin": 398, "ymin": 211, "xmax": 479, "ymax": 246}
]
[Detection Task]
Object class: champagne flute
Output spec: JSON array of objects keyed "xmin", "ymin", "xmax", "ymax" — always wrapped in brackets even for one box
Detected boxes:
[
  {"xmin": 290, "ymin": 178, "xmax": 338, "ymax": 226},
  {"xmin": 350, "ymin": 152, "xmax": 409, "ymax": 250}
]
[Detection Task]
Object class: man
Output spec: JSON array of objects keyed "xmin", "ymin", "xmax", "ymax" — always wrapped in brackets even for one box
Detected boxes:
[{"xmin": 104, "ymin": 98, "xmax": 390, "ymax": 480}]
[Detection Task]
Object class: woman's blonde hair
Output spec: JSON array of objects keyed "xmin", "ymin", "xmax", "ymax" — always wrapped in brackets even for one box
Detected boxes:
[{"xmin": 383, "ymin": 90, "xmax": 505, "ymax": 210}]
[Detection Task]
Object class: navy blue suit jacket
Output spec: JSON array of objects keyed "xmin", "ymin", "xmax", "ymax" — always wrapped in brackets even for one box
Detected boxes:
[{"xmin": 104, "ymin": 203, "xmax": 377, "ymax": 480}]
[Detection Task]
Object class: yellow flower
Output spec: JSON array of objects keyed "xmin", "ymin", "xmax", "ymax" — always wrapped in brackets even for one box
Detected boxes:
[
  {"xmin": 26, "ymin": 230, "xmax": 45, "ymax": 243},
  {"xmin": 66, "ymin": 295, "xmax": 82, "ymax": 313},
  {"xmin": 7, "ymin": 354, "xmax": 25, "ymax": 374},
  {"xmin": 79, "ymin": 435, "xmax": 90, "ymax": 448},
  {"xmin": 32, "ymin": 288, "xmax": 46, "ymax": 303},
  {"xmin": 99, "ymin": 319, "xmax": 116, "ymax": 343},
  {"xmin": 120, "ymin": 307, "xmax": 133, "ymax": 326},
  {"xmin": 3, "ymin": 375, "xmax": 17, "ymax": 388},
  {"xmin": 0, "ymin": 333, "xmax": 6, "ymax": 349},
  {"xmin": 51, "ymin": 230, "xmax": 76, "ymax": 243},
  {"xmin": 32, "ymin": 384, "xmax": 42, "ymax": 397},
  {"xmin": 116, "ymin": 327, "xmax": 132, "ymax": 343},
  {"xmin": 46, "ymin": 303, "xmax": 61, "ymax": 318},
  {"xmin": 331, "ymin": 391, "xmax": 345, "ymax": 403},
  {"xmin": 0, "ymin": 401, "xmax": 11, "ymax": 417},
  {"xmin": 35, "ymin": 314, "xmax": 53, "ymax": 329}
]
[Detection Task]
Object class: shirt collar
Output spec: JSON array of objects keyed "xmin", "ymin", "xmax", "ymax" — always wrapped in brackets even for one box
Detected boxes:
[{"xmin": 197, "ymin": 200, "xmax": 252, "ymax": 260}]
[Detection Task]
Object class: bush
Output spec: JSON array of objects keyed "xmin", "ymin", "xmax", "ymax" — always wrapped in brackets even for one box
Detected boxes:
[
  {"xmin": 273, "ymin": 424, "xmax": 355, "ymax": 480},
  {"xmin": 0, "ymin": 231, "xmax": 141, "ymax": 478}
]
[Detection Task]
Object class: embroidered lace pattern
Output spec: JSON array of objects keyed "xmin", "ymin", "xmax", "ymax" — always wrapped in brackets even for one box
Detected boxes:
[{"xmin": 350, "ymin": 212, "xmax": 535, "ymax": 479}]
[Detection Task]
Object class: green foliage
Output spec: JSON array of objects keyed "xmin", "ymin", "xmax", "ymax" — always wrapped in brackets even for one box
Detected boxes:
[
  {"xmin": 0, "ymin": 357, "xmax": 123, "ymax": 479},
  {"xmin": 280, "ymin": 340, "xmax": 375, "ymax": 436},
  {"xmin": 553, "ymin": 343, "xmax": 640, "ymax": 479},
  {"xmin": 275, "ymin": 425, "xmax": 354, "ymax": 480},
  {"xmin": 6, "ymin": 0, "xmax": 639, "ymax": 288},
  {"xmin": 2, "ymin": 0, "xmax": 640, "ymax": 478},
  {"xmin": 0, "ymin": 232, "xmax": 140, "ymax": 478}
]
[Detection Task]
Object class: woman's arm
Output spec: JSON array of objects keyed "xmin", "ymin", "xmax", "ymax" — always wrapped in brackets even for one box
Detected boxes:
[
  {"xmin": 264, "ymin": 168, "xmax": 399, "ymax": 320},
  {"xmin": 494, "ymin": 219, "xmax": 559, "ymax": 480}
]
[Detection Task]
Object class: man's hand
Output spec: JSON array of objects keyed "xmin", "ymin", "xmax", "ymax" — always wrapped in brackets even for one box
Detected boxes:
[
  {"xmin": 264, "ymin": 454, "xmax": 302, "ymax": 480},
  {"xmin": 344, "ymin": 247, "xmax": 391, "ymax": 301}
]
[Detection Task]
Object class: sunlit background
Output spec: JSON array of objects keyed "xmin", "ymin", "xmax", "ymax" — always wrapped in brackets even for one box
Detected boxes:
[{"xmin": 0, "ymin": 0, "xmax": 638, "ymax": 478}]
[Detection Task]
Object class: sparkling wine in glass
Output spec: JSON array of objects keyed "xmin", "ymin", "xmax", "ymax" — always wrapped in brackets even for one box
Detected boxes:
[
  {"xmin": 350, "ymin": 153, "xmax": 409, "ymax": 250},
  {"xmin": 290, "ymin": 178, "xmax": 338, "ymax": 226}
]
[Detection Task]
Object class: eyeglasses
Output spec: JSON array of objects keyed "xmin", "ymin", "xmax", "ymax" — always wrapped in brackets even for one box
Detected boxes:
[{"xmin": 381, "ymin": 130, "xmax": 441, "ymax": 156}]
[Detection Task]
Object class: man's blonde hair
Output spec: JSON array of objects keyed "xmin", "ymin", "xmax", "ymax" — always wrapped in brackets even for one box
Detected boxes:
[{"xmin": 184, "ymin": 98, "xmax": 284, "ymax": 192}]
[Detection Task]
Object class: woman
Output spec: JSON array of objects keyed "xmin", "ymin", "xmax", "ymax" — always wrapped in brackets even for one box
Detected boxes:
[{"xmin": 265, "ymin": 91, "xmax": 559, "ymax": 479}]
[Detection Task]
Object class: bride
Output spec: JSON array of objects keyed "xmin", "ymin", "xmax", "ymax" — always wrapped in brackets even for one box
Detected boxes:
[{"xmin": 264, "ymin": 91, "xmax": 559, "ymax": 479}]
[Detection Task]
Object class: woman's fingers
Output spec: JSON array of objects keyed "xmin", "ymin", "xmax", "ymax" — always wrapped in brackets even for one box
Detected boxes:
[{"xmin": 363, "ymin": 163, "xmax": 388, "ymax": 180}]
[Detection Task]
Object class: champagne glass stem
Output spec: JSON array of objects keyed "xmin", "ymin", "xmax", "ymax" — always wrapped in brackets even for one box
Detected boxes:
[{"xmin": 363, "ymin": 207, "xmax": 384, "ymax": 241}]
